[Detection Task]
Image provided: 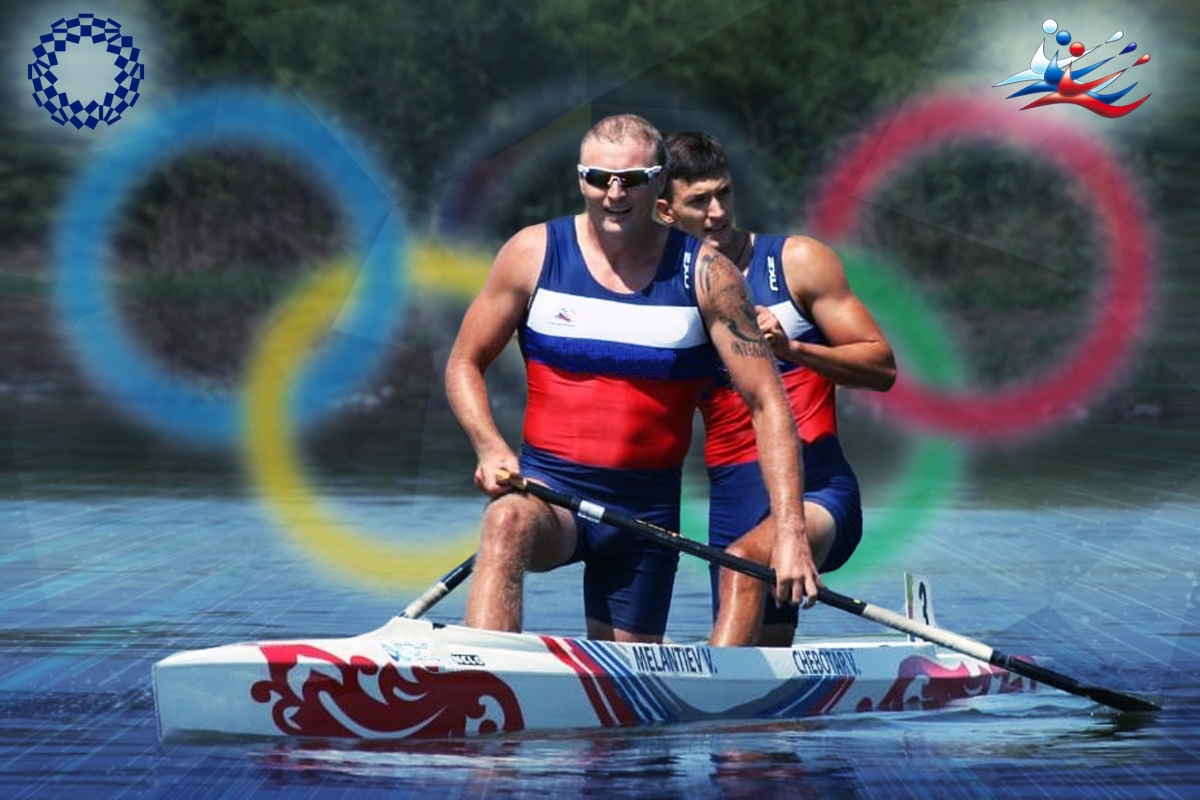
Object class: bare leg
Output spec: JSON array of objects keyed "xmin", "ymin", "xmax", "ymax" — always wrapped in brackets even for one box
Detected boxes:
[
  {"xmin": 465, "ymin": 493, "xmax": 576, "ymax": 632},
  {"xmin": 710, "ymin": 501, "xmax": 836, "ymax": 647},
  {"xmin": 708, "ymin": 519, "xmax": 770, "ymax": 647}
]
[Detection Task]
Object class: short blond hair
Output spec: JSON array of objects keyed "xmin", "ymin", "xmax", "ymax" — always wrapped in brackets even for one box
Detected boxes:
[{"xmin": 580, "ymin": 114, "xmax": 668, "ymax": 167}]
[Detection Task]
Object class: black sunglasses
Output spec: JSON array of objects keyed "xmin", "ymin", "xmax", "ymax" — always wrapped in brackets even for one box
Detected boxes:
[{"xmin": 577, "ymin": 164, "xmax": 663, "ymax": 190}]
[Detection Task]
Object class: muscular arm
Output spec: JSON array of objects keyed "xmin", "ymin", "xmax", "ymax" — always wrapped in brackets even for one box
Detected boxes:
[
  {"xmin": 445, "ymin": 225, "xmax": 545, "ymax": 496},
  {"xmin": 758, "ymin": 236, "xmax": 896, "ymax": 392},
  {"xmin": 696, "ymin": 246, "xmax": 819, "ymax": 606}
]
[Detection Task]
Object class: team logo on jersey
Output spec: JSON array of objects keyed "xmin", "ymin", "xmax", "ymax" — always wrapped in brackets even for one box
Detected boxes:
[
  {"xmin": 547, "ymin": 309, "xmax": 578, "ymax": 328},
  {"xmin": 550, "ymin": 307, "xmax": 576, "ymax": 326},
  {"xmin": 993, "ymin": 19, "xmax": 1151, "ymax": 118}
]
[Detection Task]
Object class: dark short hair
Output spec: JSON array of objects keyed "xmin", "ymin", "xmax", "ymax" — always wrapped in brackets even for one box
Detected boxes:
[{"xmin": 662, "ymin": 132, "xmax": 729, "ymax": 199}]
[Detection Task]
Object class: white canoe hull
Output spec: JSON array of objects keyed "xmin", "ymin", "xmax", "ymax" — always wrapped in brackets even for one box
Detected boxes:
[{"xmin": 154, "ymin": 617, "xmax": 1037, "ymax": 740}]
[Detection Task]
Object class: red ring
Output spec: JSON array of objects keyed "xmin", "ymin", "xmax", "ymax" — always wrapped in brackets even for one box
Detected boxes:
[{"xmin": 809, "ymin": 93, "xmax": 1153, "ymax": 437}]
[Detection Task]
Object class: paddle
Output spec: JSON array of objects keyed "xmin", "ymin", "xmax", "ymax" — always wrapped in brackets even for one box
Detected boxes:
[
  {"xmin": 400, "ymin": 554, "xmax": 476, "ymax": 619},
  {"xmin": 503, "ymin": 471, "xmax": 1160, "ymax": 713}
]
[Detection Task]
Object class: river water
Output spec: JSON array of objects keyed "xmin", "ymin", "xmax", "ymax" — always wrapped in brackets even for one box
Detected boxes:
[{"xmin": 2, "ymin": 471, "xmax": 1198, "ymax": 799}]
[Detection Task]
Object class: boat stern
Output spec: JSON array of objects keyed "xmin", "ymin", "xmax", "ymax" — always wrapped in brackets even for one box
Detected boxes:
[{"xmin": 152, "ymin": 618, "xmax": 536, "ymax": 741}]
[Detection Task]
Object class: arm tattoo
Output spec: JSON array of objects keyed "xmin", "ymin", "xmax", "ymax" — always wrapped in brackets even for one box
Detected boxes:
[
  {"xmin": 723, "ymin": 299, "xmax": 760, "ymax": 344},
  {"xmin": 731, "ymin": 338, "xmax": 772, "ymax": 358},
  {"xmin": 700, "ymin": 251, "xmax": 772, "ymax": 359}
]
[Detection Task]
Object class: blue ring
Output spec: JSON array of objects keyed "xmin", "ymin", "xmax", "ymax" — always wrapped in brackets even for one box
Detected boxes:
[{"xmin": 53, "ymin": 88, "xmax": 406, "ymax": 444}]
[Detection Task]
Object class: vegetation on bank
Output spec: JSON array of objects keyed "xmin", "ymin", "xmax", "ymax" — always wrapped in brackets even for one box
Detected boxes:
[{"xmin": 1, "ymin": 0, "xmax": 1196, "ymax": 429}]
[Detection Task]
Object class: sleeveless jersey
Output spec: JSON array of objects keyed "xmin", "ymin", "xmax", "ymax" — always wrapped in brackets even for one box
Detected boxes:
[
  {"xmin": 520, "ymin": 216, "xmax": 719, "ymax": 470},
  {"xmin": 701, "ymin": 234, "xmax": 838, "ymax": 467}
]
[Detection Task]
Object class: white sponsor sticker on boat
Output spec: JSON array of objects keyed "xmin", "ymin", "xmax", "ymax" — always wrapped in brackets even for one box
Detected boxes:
[
  {"xmin": 380, "ymin": 641, "xmax": 444, "ymax": 668},
  {"xmin": 792, "ymin": 648, "xmax": 861, "ymax": 676},
  {"xmin": 630, "ymin": 644, "xmax": 716, "ymax": 676},
  {"xmin": 449, "ymin": 653, "xmax": 486, "ymax": 667}
]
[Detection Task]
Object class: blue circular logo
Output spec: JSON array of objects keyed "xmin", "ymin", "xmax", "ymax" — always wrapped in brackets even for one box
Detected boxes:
[{"xmin": 27, "ymin": 14, "xmax": 143, "ymax": 129}]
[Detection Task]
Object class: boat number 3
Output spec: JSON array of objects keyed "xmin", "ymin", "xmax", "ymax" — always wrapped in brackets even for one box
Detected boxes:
[{"xmin": 904, "ymin": 573, "xmax": 937, "ymax": 641}]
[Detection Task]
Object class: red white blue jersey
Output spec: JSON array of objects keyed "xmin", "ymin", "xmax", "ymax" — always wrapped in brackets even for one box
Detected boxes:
[
  {"xmin": 701, "ymin": 234, "xmax": 838, "ymax": 467},
  {"xmin": 520, "ymin": 217, "xmax": 718, "ymax": 470}
]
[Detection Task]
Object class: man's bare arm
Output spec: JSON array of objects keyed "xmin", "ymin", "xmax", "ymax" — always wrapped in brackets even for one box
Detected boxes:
[
  {"xmin": 445, "ymin": 224, "xmax": 545, "ymax": 495},
  {"xmin": 758, "ymin": 236, "xmax": 895, "ymax": 392},
  {"xmin": 696, "ymin": 246, "xmax": 819, "ymax": 606}
]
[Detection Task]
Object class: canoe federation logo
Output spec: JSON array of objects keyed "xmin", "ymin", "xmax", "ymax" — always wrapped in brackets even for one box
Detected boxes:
[
  {"xmin": 27, "ymin": 13, "xmax": 144, "ymax": 129},
  {"xmin": 994, "ymin": 19, "xmax": 1151, "ymax": 118}
]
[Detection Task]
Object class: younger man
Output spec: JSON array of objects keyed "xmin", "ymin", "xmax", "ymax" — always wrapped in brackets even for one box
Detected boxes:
[{"xmin": 658, "ymin": 132, "xmax": 896, "ymax": 646}]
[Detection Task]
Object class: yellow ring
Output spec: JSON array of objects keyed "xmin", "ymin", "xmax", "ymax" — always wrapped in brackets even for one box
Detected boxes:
[
  {"xmin": 410, "ymin": 238, "xmax": 494, "ymax": 300},
  {"xmin": 244, "ymin": 256, "xmax": 477, "ymax": 590}
]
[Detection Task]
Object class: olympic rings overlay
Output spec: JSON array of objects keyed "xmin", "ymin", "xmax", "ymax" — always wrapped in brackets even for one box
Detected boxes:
[
  {"xmin": 809, "ymin": 93, "xmax": 1153, "ymax": 438},
  {"xmin": 53, "ymin": 88, "xmax": 406, "ymax": 445},
  {"xmin": 28, "ymin": 14, "xmax": 144, "ymax": 129},
  {"xmin": 245, "ymin": 261, "xmax": 476, "ymax": 588}
]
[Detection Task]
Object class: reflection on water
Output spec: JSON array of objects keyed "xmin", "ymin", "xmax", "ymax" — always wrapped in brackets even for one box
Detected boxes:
[
  {"xmin": 227, "ymin": 696, "xmax": 1169, "ymax": 800},
  {"xmin": 251, "ymin": 728, "xmax": 867, "ymax": 799}
]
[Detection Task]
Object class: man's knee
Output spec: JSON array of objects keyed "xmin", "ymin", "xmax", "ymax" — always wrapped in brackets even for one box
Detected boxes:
[
  {"xmin": 480, "ymin": 494, "xmax": 572, "ymax": 571},
  {"xmin": 726, "ymin": 538, "xmax": 754, "ymax": 563},
  {"xmin": 727, "ymin": 523, "xmax": 773, "ymax": 564},
  {"xmin": 480, "ymin": 496, "xmax": 547, "ymax": 559}
]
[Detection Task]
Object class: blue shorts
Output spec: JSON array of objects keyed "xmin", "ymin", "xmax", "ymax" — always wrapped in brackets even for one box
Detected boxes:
[
  {"xmin": 519, "ymin": 444, "xmax": 681, "ymax": 636},
  {"xmin": 706, "ymin": 435, "xmax": 862, "ymax": 626}
]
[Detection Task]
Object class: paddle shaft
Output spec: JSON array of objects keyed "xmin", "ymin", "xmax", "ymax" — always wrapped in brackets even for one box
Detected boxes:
[
  {"xmin": 507, "ymin": 473, "xmax": 1159, "ymax": 713},
  {"xmin": 401, "ymin": 554, "xmax": 476, "ymax": 619}
]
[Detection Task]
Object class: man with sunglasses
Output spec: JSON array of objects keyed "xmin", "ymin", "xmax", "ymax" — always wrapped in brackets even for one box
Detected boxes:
[
  {"xmin": 657, "ymin": 132, "xmax": 896, "ymax": 647},
  {"xmin": 446, "ymin": 115, "xmax": 817, "ymax": 643}
]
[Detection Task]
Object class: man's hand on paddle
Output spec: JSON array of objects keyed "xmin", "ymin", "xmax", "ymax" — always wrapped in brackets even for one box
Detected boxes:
[
  {"xmin": 771, "ymin": 523, "xmax": 822, "ymax": 609},
  {"xmin": 475, "ymin": 448, "xmax": 521, "ymax": 497}
]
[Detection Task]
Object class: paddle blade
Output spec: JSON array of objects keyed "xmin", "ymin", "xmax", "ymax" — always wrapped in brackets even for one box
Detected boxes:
[
  {"xmin": 1082, "ymin": 687, "xmax": 1161, "ymax": 714},
  {"xmin": 992, "ymin": 652, "xmax": 1160, "ymax": 713}
]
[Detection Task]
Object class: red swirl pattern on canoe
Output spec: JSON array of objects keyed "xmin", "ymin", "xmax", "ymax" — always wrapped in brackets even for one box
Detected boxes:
[
  {"xmin": 250, "ymin": 643, "xmax": 525, "ymax": 738},
  {"xmin": 858, "ymin": 655, "xmax": 1032, "ymax": 712}
]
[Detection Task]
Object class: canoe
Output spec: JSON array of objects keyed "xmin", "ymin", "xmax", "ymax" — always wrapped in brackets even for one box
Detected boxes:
[{"xmin": 153, "ymin": 616, "xmax": 1038, "ymax": 740}]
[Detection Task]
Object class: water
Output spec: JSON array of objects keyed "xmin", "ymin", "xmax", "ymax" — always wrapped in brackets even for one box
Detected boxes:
[{"xmin": 2, "ymin": 490, "xmax": 1199, "ymax": 798}]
